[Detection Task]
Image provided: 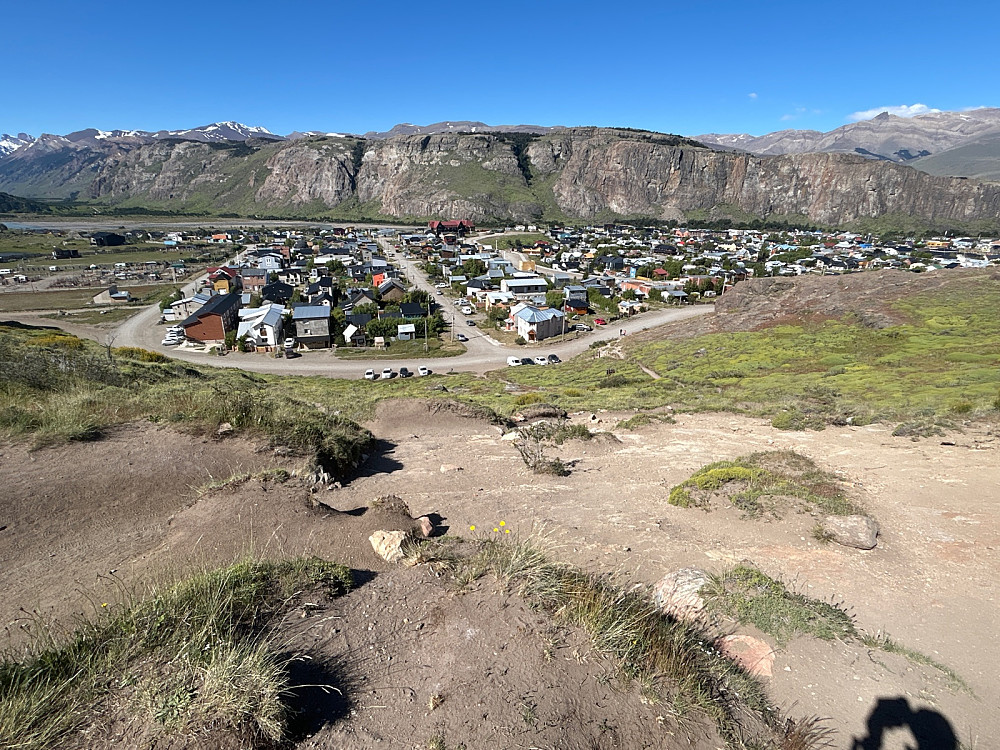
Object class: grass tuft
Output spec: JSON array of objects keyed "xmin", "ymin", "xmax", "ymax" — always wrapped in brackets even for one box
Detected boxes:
[
  {"xmin": 0, "ymin": 557, "xmax": 351, "ymax": 749},
  {"xmin": 667, "ymin": 451, "xmax": 858, "ymax": 517}
]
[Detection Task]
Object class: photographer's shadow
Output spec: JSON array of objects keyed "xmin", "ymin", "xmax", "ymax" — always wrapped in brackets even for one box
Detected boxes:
[{"xmin": 853, "ymin": 696, "xmax": 957, "ymax": 750}]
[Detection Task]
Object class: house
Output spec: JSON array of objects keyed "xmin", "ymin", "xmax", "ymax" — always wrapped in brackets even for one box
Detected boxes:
[
  {"xmin": 292, "ymin": 305, "xmax": 331, "ymax": 348},
  {"xmin": 343, "ymin": 289, "xmax": 377, "ymax": 312},
  {"xmin": 207, "ymin": 267, "xmax": 241, "ymax": 294},
  {"xmin": 512, "ymin": 304, "xmax": 565, "ymax": 342},
  {"xmin": 618, "ymin": 300, "xmax": 643, "ymax": 317},
  {"xmin": 179, "ymin": 292, "xmax": 241, "ymax": 343},
  {"xmin": 428, "ymin": 220, "xmax": 475, "ymax": 236},
  {"xmin": 485, "ymin": 291, "xmax": 516, "ymax": 309},
  {"xmin": 239, "ymin": 268, "xmax": 269, "ymax": 293},
  {"xmin": 500, "ymin": 277, "xmax": 548, "ymax": 298},
  {"xmin": 399, "ymin": 302, "xmax": 426, "ymax": 319},
  {"xmin": 564, "ymin": 298, "xmax": 589, "ymax": 315},
  {"xmin": 236, "ymin": 304, "xmax": 285, "ymax": 351},
  {"xmin": 261, "ymin": 281, "xmax": 294, "ymax": 305},
  {"xmin": 377, "ymin": 278, "xmax": 406, "ymax": 303},
  {"xmin": 169, "ymin": 291, "xmax": 212, "ymax": 320},
  {"xmin": 341, "ymin": 323, "xmax": 367, "ymax": 347},
  {"xmin": 90, "ymin": 232, "xmax": 126, "ymax": 247},
  {"xmin": 92, "ymin": 285, "xmax": 132, "ymax": 305},
  {"xmin": 397, "ymin": 323, "xmax": 417, "ymax": 341}
]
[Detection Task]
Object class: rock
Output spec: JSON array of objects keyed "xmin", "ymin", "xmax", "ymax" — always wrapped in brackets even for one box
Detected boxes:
[
  {"xmin": 716, "ymin": 634, "xmax": 775, "ymax": 677},
  {"xmin": 500, "ymin": 431, "xmax": 519, "ymax": 441},
  {"xmin": 369, "ymin": 530, "xmax": 411, "ymax": 563},
  {"xmin": 416, "ymin": 516, "xmax": 434, "ymax": 538},
  {"xmin": 216, "ymin": 422, "xmax": 234, "ymax": 437},
  {"xmin": 440, "ymin": 464, "xmax": 463, "ymax": 474},
  {"xmin": 822, "ymin": 515, "xmax": 880, "ymax": 550},
  {"xmin": 653, "ymin": 568, "xmax": 710, "ymax": 622}
]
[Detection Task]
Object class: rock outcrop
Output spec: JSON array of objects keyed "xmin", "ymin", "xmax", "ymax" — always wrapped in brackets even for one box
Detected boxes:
[{"xmin": 3, "ymin": 127, "xmax": 1000, "ymax": 227}]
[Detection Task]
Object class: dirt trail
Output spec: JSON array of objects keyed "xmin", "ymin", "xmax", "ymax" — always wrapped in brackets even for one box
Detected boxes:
[{"xmin": 1, "ymin": 409, "xmax": 996, "ymax": 749}]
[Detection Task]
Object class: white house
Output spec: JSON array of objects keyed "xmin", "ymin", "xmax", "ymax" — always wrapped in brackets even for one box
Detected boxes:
[
  {"xmin": 236, "ymin": 303, "xmax": 286, "ymax": 350},
  {"xmin": 397, "ymin": 323, "xmax": 417, "ymax": 341},
  {"xmin": 511, "ymin": 304, "xmax": 565, "ymax": 342}
]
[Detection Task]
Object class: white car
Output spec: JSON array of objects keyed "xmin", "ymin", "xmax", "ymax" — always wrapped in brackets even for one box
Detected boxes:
[
  {"xmin": 461, "ymin": 307, "xmax": 473, "ymax": 315},
  {"xmin": 364, "ymin": 369, "xmax": 376, "ymax": 380},
  {"xmin": 380, "ymin": 368, "xmax": 394, "ymax": 380},
  {"xmin": 418, "ymin": 366, "xmax": 430, "ymax": 376},
  {"xmin": 533, "ymin": 356, "xmax": 549, "ymax": 365},
  {"xmin": 161, "ymin": 338, "xmax": 183, "ymax": 346},
  {"xmin": 434, "ymin": 282, "xmax": 448, "ymax": 288},
  {"xmin": 507, "ymin": 356, "xmax": 523, "ymax": 366}
]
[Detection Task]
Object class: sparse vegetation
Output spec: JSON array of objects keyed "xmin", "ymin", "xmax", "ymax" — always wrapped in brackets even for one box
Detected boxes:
[
  {"xmin": 668, "ymin": 451, "xmax": 858, "ymax": 517},
  {"xmin": 0, "ymin": 557, "xmax": 352, "ymax": 749},
  {"xmin": 701, "ymin": 565, "xmax": 969, "ymax": 692},
  {"xmin": 404, "ymin": 534, "xmax": 826, "ymax": 748}
]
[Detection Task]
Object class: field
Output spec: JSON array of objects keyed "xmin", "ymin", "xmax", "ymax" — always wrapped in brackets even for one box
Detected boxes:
[
  {"xmin": 0, "ymin": 230, "xmax": 230, "ymax": 270},
  {"xmin": 0, "ymin": 283, "xmax": 180, "ymax": 312}
]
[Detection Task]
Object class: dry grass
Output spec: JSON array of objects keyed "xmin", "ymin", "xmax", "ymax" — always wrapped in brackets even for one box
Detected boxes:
[{"xmin": 0, "ymin": 557, "xmax": 352, "ymax": 749}]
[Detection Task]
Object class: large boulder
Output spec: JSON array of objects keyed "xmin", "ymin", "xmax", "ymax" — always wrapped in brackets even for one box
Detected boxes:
[
  {"xmin": 822, "ymin": 515, "xmax": 880, "ymax": 550},
  {"xmin": 369, "ymin": 530, "xmax": 411, "ymax": 563},
  {"xmin": 653, "ymin": 568, "xmax": 710, "ymax": 622}
]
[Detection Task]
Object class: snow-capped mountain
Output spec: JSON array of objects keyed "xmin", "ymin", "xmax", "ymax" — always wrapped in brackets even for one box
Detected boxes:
[
  {"xmin": 150, "ymin": 122, "xmax": 285, "ymax": 143},
  {"xmin": 0, "ymin": 133, "xmax": 35, "ymax": 157}
]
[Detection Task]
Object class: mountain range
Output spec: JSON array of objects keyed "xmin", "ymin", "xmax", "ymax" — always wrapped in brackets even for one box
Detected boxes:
[
  {"xmin": 2, "ymin": 117, "xmax": 1000, "ymax": 229},
  {"xmin": 696, "ymin": 108, "xmax": 1000, "ymax": 180}
]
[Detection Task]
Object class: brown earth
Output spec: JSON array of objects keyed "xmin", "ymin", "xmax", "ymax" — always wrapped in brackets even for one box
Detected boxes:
[{"xmin": 1, "ymin": 402, "xmax": 997, "ymax": 749}]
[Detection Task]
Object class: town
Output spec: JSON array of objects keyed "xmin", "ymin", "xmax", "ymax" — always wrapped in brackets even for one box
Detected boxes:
[{"xmin": 3, "ymin": 219, "xmax": 999, "ymax": 373}]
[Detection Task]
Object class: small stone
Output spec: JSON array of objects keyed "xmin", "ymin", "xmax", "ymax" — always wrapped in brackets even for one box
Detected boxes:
[
  {"xmin": 717, "ymin": 634, "xmax": 775, "ymax": 677},
  {"xmin": 216, "ymin": 422, "xmax": 234, "ymax": 437},
  {"xmin": 416, "ymin": 516, "xmax": 434, "ymax": 538},
  {"xmin": 822, "ymin": 515, "xmax": 880, "ymax": 550}
]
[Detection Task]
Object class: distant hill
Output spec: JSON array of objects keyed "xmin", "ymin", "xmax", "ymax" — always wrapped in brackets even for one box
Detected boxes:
[
  {"xmin": 361, "ymin": 121, "xmax": 562, "ymax": 140},
  {"xmin": 911, "ymin": 130, "xmax": 1000, "ymax": 181},
  {"xmin": 0, "ymin": 191, "xmax": 50, "ymax": 214},
  {"xmin": 696, "ymin": 109, "xmax": 1000, "ymax": 168}
]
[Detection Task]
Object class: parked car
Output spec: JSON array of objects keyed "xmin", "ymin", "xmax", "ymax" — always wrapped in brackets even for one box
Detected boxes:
[
  {"xmin": 461, "ymin": 306, "xmax": 473, "ymax": 315},
  {"xmin": 546, "ymin": 354, "xmax": 561, "ymax": 364},
  {"xmin": 466, "ymin": 319, "xmax": 476, "ymax": 326},
  {"xmin": 533, "ymin": 356, "xmax": 549, "ymax": 365},
  {"xmin": 594, "ymin": 318, "xmax": 607, "ymax": 326},
  {"xmin": 434, "ymin": 282, "xmax": 448, "ymax": 288},
  {"xmin": 364, "ymin": 369, "xmax": 376, "ymax": 380},
  {"xmin": 380, "ymin": 368, "xmax": 394, "ymax": 380},
  {"xmin": 574, "ymin": 324, "xmax": 592, "ymax": 332},
  {"xmin": 399, "ymin": 366, "xmax": 412, "ymax": 378},
  {"xmin": 436, "ymin": 290, "xmax": 443, "ymax": 295},
  {"xmin": 283, "ymin": 337, "xmax": 296, "ymax": 350},
  {"xmin": 161, "ymin": 337, "xmax": 182, "ymax": 346},
  {"xmin": 418, "ymin": 366, "xmax": 430, "ymax": 376},
  {"xmin": 519, "ymin": 358, "xmax": 535, "ymax": 366},
  {"xmin": 456, "ymin": 333, "xmax": 468, "ymax": 342},
  {"xmin": 507, "ymin": 356, "xmax": 522, "ymax": 366}
]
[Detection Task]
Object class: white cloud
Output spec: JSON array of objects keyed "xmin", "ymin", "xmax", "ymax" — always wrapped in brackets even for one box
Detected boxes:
[
  {"xmin": 846, "ymin": 103, "xmax": 941, "ymax": 122},
  {"xmin": 748, "ymin": 92, "xmax": 758, "ymax": 100}
]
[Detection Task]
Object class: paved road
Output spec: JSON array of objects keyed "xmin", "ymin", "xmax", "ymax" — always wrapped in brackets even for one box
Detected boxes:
[{"xmin": 7, "ymin": 247, "xmax": 715, "ymax": 378}]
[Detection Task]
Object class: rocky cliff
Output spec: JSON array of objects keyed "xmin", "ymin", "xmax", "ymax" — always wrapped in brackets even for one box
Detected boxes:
[{"xmin": 2, "ymin": 127, "xmax": 999, "ymax": 227}]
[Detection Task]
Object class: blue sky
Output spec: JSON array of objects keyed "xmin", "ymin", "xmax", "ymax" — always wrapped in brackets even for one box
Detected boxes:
[{"xmin": 3, "ymin": 0, "xmax": 996, "ymax": 138}]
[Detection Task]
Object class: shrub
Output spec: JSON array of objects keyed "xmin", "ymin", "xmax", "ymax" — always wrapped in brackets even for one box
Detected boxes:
[
  {"xmin": 597, "ymin": 374, "xmax": 629, "ymax": 388},
  {"xmin": 514, "ymin": 336, "xmax": 526, "ymax": 346},
  {"xmin": 113, "ymin": 347, "xmax": 168, "ymax": 363},
  {"xmin": 770, "ymin": 408, "xmax": 824, "ymax": 431},
  {"xmin": 513, "ymin": 392, "xmax": 546, "ymax": 407}
]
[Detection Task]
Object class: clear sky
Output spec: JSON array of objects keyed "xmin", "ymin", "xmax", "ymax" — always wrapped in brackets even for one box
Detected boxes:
[{"xmin": 3, "ymin": 0, "xmax": 996, "ymax": 139}]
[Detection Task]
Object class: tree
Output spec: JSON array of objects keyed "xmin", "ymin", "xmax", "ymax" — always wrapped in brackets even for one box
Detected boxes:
[
  {"xmin": 487, "ymin": 306, "xmax": 509, "ymax": 323},
  {"xmin": 647, "ymin": 288, "xmax": 663, "ymax": 302},
  {"xmin": 326, "ymin": 260, "xmax": 345, "ymax": 276},
  {"xmin": 545, "ymin": 290, "xmax": 565, "ymax": 309},
  {"xmin": 461, "ymin": 259, "xmax": 487, "ymax": 278},
  {"xmin": 365, "ymin": 317, "xmax": 399, "ymax": 342},
  {"xmin": 402, "ymin": 289, "xmax": 430, "ymax": 306},
  {"xmin": 353, "ymin": 303, "xmax": 378, "ymax": 317}
]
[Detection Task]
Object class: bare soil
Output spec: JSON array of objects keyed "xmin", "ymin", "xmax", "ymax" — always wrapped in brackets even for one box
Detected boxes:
[{"xmin": 1, "ymin": 403, "xmax": 996, "ymax": 749}]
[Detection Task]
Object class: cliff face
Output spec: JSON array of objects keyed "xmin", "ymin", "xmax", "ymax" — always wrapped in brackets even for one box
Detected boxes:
[{"xmin": 2, "ymin": 127, "xmax": 999, "ymax": 226}]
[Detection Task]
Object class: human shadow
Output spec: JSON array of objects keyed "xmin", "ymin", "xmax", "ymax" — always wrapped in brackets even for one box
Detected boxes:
[{"xmin": 852, "ymin": 696, "xmax": 958, "ymax": 749}]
